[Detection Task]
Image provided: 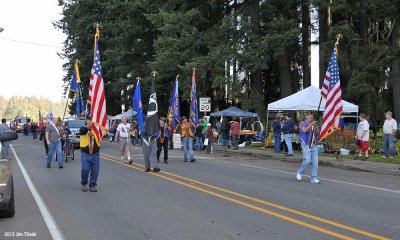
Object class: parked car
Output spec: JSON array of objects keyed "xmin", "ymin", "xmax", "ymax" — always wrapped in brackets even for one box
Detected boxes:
[
  {"xmin": 0, "ymin": 131, "xmax": 18, "ymax": 218},
  {"xmin": 65, "ymin": 119, "xmax": 86, "ymax": 148}
]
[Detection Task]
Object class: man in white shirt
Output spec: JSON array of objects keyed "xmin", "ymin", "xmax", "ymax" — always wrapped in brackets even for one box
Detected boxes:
[
  {"xmin": 115, "ymin": 117, "xmax": 132, "ymax": 164},
  {"xmin": 356, "ymin": 113, "xmax": 370, "ymax": 160},
  {"xmin": 382, "ymin": 111, "xmax": 397, "ymax": 158}
]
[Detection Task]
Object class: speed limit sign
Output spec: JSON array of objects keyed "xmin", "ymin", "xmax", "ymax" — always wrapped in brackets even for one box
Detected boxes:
[{"xmin": 199, "ymin": 97, "xmax": 211, "ymax": 112}]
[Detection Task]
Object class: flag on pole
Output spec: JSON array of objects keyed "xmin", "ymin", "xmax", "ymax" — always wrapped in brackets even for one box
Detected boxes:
[
  {"xmin": 132, "ymin": 79, "xmax": 144, "ymax": 130},
  {"xmin": 190, "ymin": 69, "xmax": 199, "ymax": 131},
  {"xmin": 88, "ymin": 29, "xmax": 108, "ymax": 144},
  {"xmin": 320, "ymin": 48, "xmax": 343, "ymax": 141},
  {"xmin": 70, "ymin": 62, "xmax": 85, "ymax": 118},
  {"xmin": 48, "ymin": 110, "xmax": 53, "ymax": 122},
  {"xmin": 145, "ymin": 78, "xmax": 159, "ymax": 137},
  {"xmin": 168, "ymin": 78, "xmax": 180, "ymax": 131},
  {"xmin": 70, "ymin": 62, "xmax": 81, "ymax": 92}
]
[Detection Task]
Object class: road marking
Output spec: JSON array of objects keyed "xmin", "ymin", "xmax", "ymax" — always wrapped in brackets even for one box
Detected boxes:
[
  {"xmin": 10, "ymin": 145, "xmax": 65, "ymax": 240},
  {"xmin": 182, "ymin": 154, "xmax": 400, "ymax": 194},
  {"xmin": 101, "ymin": 153, "xmax": 390, "ymax": 240}
]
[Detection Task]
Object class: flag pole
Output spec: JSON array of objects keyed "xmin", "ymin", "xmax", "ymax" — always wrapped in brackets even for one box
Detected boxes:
[{"xmin": 309, "ymin": 34, "xmax": 342, "ymax": 149}]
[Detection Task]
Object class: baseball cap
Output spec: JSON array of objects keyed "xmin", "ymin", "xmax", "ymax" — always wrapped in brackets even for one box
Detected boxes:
[
  {"xmin": 207, "ymin": 123, "xmax": 211, "ymax": 126},
  {"xmin": 385, "ymin": 111, "xmax": 393, "ymax": 116}
]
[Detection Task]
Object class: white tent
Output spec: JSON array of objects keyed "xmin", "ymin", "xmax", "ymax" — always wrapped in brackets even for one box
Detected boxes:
[
  {"xmin": 267, "ymin": 86, "xmax": 359, "ymax": 112},
  {"xmin": 109, "ymin": 108, "xmax": 137, "ymax": 120}
]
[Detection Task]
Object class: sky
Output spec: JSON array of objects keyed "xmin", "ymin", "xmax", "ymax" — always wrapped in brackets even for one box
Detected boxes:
[{"xmin": 0, "ymin": 0, "xmax": 66, "ymax": 102}]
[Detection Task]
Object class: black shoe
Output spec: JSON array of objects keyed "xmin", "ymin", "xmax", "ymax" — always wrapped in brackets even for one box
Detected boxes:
[
  {"xmin": 183, "ymin": 160, "xmax": 188, "ymax": 162},
  {"xmin": 89, "ymin": 186, "xmax": 97, "ymax": 192},
  {"xmin": 285, "ymin": 154, "xmax": 293, "ymax": 157},
  {"xmin": 227, "ymin": 145, "xmax": 230, "ymax": 149},
  {"xmin": 46, "ymin": 164, "xmax": 51, "ymax": 168},
  {"xmin": 153, "ymin": 168, "xmax": 160, "ymax": 172},
  {"xmin": 59, "ymin": 165, "xmax": 63, "ymax": 168},
  {"xmin": 202, "ymin": 146, "xmax": 206, "ymax": 150},
  {"xmin": 144, "ymin": 168, "xmax": 151, "ymax": 172},
  {"xmin": 190, "ymin": 159, "xmax": 196, "ymax": 163},
  {"xmin": 128, "ymin": 160, "xmax": 133, "ymax": 164},
  {"xmin": 164, "ymin": 160, "xmax": 168, "ymax": 164}
]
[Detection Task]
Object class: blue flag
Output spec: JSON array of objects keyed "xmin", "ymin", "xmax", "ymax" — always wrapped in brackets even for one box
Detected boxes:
[
  {"xmin": 169, "ymin": 79, "xmax": 180, "ymax": 131},
  {"xmin": 132, "ymin": 79, "xmax": 144, "ymax": 130},
  {"xmin": 75, "ymin": 85, "xmax": 85, "ymax": 118},
  {"xmin": 190, "ymin": 69, "xmax": 199, "ymax": 131}
]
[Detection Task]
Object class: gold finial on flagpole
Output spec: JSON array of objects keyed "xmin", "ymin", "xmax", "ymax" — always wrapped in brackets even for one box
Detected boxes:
[
  {"xmin": 176, "ymin": 74, "xmax": 179, "ymax": 80},
  {"xmin": 136, "ymin": 77, "xmax": 141, "ymax": 81},
  {"xmin": 151, "ymin": 70, "xmax": 157, "ymax": 79},
  {"xmin": 75, "ymin": 59, "xmax": 81, "ymax": 65},
  {"xmin": 335, "ymin": 33, "xmax": 343, "ymax": 52}
]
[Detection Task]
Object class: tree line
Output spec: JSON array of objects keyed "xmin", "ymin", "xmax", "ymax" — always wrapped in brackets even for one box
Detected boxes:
[
  {"xmin": 55, "ymin": 0, "xmax": 400, "ymax": 125},
  {"xmin": 0, "ymin": 96, "xmax": 66, "ymax": 122}
]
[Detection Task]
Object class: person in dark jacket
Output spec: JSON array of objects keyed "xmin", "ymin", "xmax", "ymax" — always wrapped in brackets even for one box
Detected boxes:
[
  {"xmin": 220, "ymin": 118, "xmax": 231, "ymax": 149},
  {"xmin": 281, "ymin": 112, "xmax": 295, "ymax": 156},
  {"xmin": 39, "ymin": 120, "xmax": 49, "ymax": 156},
  {"xmin": 272, "ymin": 114, "xmax": 282, "ymax": 153},
  {"xmin": 195, "ymin": 120, "xmax": 204, "ymax": 151},
  {"xmin": 31, "ymin": 122, "xmax": 38, "ymax": 141}
]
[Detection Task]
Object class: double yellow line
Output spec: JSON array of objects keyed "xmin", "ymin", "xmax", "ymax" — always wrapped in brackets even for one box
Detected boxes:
[{"xmin": 100, "ymin": 153, "xmax": 390, "ymax": 240}]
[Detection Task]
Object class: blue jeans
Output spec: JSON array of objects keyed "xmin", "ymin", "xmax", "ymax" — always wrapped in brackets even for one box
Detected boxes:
[
  {"xmin": 274, "ymin": 134, "xmax": 281, "ymax": 153},
  {"xmin": 221, "ymin": 136, "xmax": 228, "ymax": 147},
  {"xmin": 1, "ymin": 141, "xmax": 10, "ymax": 158},
  {"xmin": 46, "ymin": 141, "xmax": 63, "ymax": 167},
  {"xmin": 81, "ymin": 152, "xmax": 100, "ymax": 187},
  {"xmin": 32, "ymin": 132, "xmax": 37, "ymax": 140},
  {"xmin": 383, "ymin": 135, "xmax": 396, "ymax": 157},
  {"xmin": 297, "ymin": 143, "xmax": 319, "ymax": 180},
  {"xmin": 232, "ymin": 134, "xmax": 238, "ymax": 148},
  {"xmin": 283, "ymin": 133, "xmax": 293, "ymax": 155},
  {"xmin": 196, "ymin": 136, "xmax": 203, "ymax": 150},
  {"xmin": 182, "ymin": 137, "xmax": 194, "ymax": 161}
]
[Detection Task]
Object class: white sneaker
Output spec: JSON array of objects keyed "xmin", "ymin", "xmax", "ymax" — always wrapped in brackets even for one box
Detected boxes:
[
  {"xmin": 296, "ymin": 172, "xmax": 302, "ymax": 181},
  {"xmin": 390, "ymin": 156, "xmax": 394, "ymax": 159},
  {"xmin": 310, "ymin": 179, "xmax": 320, "ymax": 184}
]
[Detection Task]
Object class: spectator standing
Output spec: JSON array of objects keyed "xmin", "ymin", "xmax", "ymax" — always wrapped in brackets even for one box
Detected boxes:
[
  {"xmin": 115, "ymin": 116, "xmax": 132, "ymax": 164},
  {"xmin": 205, "ymin": 123, "xmax": 214, "ymax": 153},
  {"xmin": 356, "ymin": 113, "xmax": 370, "ymax": 160},
  {"xmin": 156, "ymin": 118, "xmax": 169, "ymax": 164},
  {"xmin": 195, "ymin": 120, "xmax": 204, "ymax": 151},
  {"xmin": 382, "ymin": 111, "xmax": 397, "ymax": 159},
  {"xmin": 281, "ymin": 112, "xmax": 295, "ymax": 156},
  {"xmin": 221, "ymin": 117, "xmax": 231, "ymax": 149},
  {"xmin": 272, "ymin": 114, "xmax": 282, "ymax": 153},
  {"xmin": 231, "ymin": 117, "xmax": 240, "ymax": 150},
  {"xmin": 0, "ymin": 118, "xmax": 11, "ymax": 159}
]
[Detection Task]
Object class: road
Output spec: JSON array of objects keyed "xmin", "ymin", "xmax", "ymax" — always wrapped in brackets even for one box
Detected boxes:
[{"xmin": 1, "ymin": 136, "xmax": 399, "ymax": 240}]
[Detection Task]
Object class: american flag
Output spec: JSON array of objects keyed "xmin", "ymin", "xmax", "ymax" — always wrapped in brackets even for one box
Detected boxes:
[
  {"xmin": 88, "ymin": 35, "xmax": 108, "ymax": 144},
  {"xmin": 320, "ymin": 48, "xmax": 343, "ymax": 141}
]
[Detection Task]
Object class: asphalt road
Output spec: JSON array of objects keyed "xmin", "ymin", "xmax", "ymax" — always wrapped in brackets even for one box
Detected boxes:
[{"xmin": 1, "ymin": 135, "xmax": 399, "ymax": 240}]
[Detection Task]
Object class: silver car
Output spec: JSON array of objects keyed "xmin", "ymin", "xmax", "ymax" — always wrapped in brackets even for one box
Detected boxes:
[
  {"xmin": 0, "ymin": 131, "xmax": 18, "ymax": 218},
  {"xmin": 65, "ymin": 119, "xmax": 86, "ymax": 148}
]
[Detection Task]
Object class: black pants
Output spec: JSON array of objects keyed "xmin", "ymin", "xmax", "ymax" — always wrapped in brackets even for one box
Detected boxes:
[
  {"xmin": 157, "ymin": 138, "xmax": 168, "ymax": 161},
  {"xmin": 44, "ymin": 141, "xmax": 48, "ymax": 155}
]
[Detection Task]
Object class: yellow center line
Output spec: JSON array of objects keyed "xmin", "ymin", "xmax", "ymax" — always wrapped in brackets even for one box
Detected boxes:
[{"xmin": 101, "ymin": 153, "xmax": 390, "ymax": 240}]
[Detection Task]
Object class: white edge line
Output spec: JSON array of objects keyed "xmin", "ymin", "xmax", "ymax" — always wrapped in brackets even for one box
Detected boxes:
[
  {"xmin": 11, "ymin": 145, "xmax": 65, "ymax": 240},
  {"xmin": 168, "ymin": 153, "xmax": 400, "ymax": 195}
]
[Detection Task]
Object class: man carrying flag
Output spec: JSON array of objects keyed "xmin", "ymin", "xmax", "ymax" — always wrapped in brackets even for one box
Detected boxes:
[
  {"xmin": 80, "ymin": 25, "xmax": 108, "ymax": 192},
  {"xmin": 296, "ymin": 37, "xmax": 342, "ymax": 184},
  {"xmin": 141, "ymin": 72, "xmax": 160, "ymax": 172}
]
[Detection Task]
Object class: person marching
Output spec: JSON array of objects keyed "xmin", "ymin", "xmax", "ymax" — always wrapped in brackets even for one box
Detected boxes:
[
  {"xmin": 296, "ymin": 112, "xmax": 320, "ymax": 184},
  {"xmin": 141, "ymin": 122, "xmax": 160, "ymax": 172},
  {"xmin": 115, "ymin": 116, "xmax": 132, "ymax": 164},
  {"xmin": 39, "ymin": 119, "xmax": 49, "ymax": 156},
  {"xmin": 180, "ymin": 116, "xmax": 195, "ymax": 162},
  {"xmin": 79, "ymin": 119, "xmax": 101, "ymax": 192},
  {"xmin": 157, "ymin": 117, "xmax": 170, "ymax": 164},
  {"xmin": 45, "ymin": 117, "xmax": 63, "ymax": 168}
]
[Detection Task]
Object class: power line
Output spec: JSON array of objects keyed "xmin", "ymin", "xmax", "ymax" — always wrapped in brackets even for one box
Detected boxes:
[{"xmin": 0, "ymin": 37, "xmax": 62, "ymax": 49}]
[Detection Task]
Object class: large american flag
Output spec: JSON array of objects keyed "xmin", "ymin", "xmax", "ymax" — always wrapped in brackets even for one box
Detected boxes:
[
  {"xmin": 320, "ymin": 48, "xmax": 343, "ymax": 141},
  {"xmin": 88, "ymin": 36, "xmax": 108, "ymax": 144}
]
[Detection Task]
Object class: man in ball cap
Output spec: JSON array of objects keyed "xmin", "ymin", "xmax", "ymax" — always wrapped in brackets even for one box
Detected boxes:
[{"xmin": 382, "ymin": 111, "xmax": 397, "ymax": 159}]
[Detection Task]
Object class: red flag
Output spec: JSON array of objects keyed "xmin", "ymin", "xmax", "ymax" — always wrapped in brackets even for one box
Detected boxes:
[
  {"xmin": 320, "ymin": 48, "xmax": 343, "ymax": 141},
  {"xmin": 89, "ymin": 30, "xmax": 108, "ymax": 144}
]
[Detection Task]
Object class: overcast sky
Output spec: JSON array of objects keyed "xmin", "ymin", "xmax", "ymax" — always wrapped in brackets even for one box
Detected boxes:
[
  {"xmin": 0, "ymin": 0, "xmax": 66, "ymax": 102},
  {"xmin": 0, "ymin": 1, "xmax": 320, "ymax": 103}
]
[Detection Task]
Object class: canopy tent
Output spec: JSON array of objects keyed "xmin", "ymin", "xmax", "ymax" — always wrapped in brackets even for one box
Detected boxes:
[
  {"xmin": 109, "ymin": 108, "xmax": 137, "ymax": 120},
  {"xmin": 267, "ymin": 86, "xmax": 359, "ymax": 112},
  {"xmin": 210, "ymin": 107, "xmax": 259, "ymax": 118}
]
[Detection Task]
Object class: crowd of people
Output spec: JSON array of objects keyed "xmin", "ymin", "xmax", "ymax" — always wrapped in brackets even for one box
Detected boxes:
[{"xmin": 1, "ymin": 110, "xmax": 398, "ymax": 191}]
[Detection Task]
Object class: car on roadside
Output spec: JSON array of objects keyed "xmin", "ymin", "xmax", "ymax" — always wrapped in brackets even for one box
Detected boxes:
[
  {"xmin": 64, "ymin": 119, "xmax": 86, "ymax": 148},
  {"xmin": 0, "ymin": 131, "xmax": 18, "ymax": 218}
]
